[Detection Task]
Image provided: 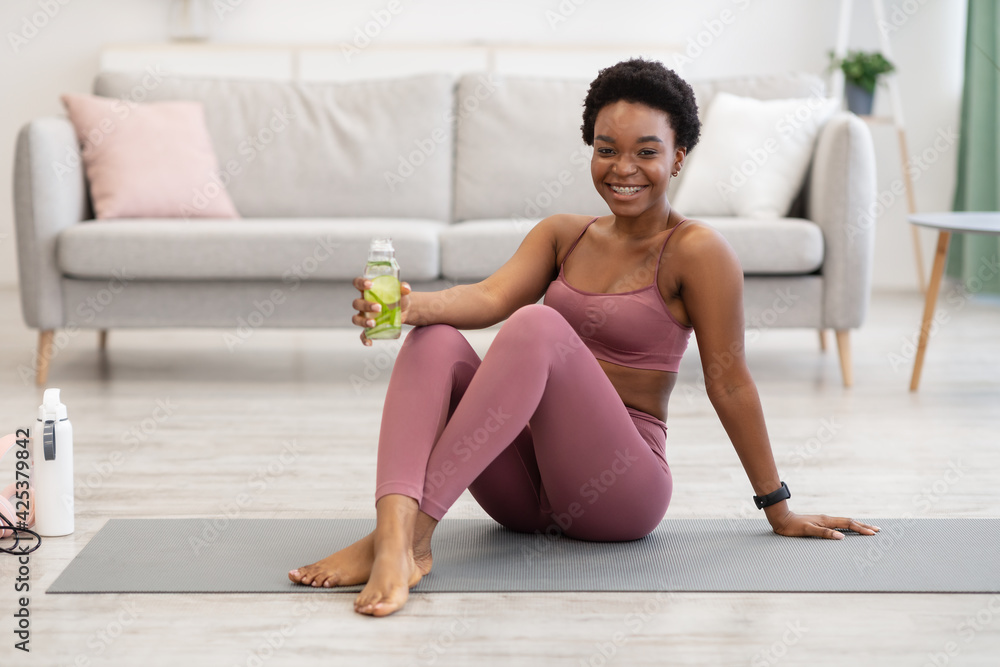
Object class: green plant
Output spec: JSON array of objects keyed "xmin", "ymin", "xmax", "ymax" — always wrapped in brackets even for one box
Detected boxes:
[{"xmin": 828, "ymin": 50, "xmax": 896, "ymax": 94}]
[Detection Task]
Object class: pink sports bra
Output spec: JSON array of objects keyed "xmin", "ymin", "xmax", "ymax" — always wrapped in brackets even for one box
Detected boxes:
[{"xmin": 543, "ymin": 217, "xmax": 693, "ymax": 373}]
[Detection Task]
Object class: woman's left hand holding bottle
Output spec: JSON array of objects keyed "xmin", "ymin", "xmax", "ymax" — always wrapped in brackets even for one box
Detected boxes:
[{"xmin": 352, "ymin": 277, "xmax": 411, "ymax": 346}]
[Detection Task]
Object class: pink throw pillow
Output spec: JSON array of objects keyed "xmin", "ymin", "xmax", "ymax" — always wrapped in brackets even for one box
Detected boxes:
[{"xmin": 61, "ymin": 93, "xmax": 240, "ymax": 220}]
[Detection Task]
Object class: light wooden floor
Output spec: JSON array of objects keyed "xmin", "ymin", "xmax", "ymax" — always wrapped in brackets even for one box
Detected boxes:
[{"xmin": 1, "ymin": 285, "xmax": 999, "ymax": 666}]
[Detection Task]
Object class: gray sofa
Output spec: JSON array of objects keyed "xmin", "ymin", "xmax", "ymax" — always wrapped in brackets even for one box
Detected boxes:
[{"xmin": 14, "ymin": 70, "xmax": 876, "ymax": 386}]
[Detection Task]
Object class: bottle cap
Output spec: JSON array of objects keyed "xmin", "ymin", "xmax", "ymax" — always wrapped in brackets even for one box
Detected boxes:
[{"xmin": 39, "ymin": 388, "xmax": 68, "ymax": 421}]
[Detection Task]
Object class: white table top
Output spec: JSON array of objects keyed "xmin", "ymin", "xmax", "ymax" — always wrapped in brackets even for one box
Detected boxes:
[{"xmin": 909, "ymin": 212, "xmax": 1000, "ymax": 234}]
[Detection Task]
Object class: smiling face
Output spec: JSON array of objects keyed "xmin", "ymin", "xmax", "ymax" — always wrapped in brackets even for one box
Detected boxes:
[{"xmin": 591, "ymin": 100, "xmax": 686, "ymax": 223}]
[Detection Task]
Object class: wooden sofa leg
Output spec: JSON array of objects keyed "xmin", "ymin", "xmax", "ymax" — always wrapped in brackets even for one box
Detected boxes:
[
  {"xmin": 835, "ymin": 329, "xmax": 853, "ymax": 387},
  {"xmin": 818, "ymin": 329, "xmax": 827, "ymax": 352},
  {"xmin": 36, "ymin": 330, "xmax": 54, "ymax": 387},
  {"xmin": 98, "ymin": 329, "xmax": 108, "ymax": 351}
]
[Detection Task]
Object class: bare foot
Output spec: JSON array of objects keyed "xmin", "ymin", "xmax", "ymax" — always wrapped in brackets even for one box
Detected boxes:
[
  {"xmin": 288, "ymin": 532, "xmax": 376, "ymax": 588},
  {"xmin": 289, "ymin": 511, "xmax": 436, "ymax": 589},
  {"xmin": 413, "ymin": 542, "xmax": 433, "ymax": 576},
  {"xmin": 411, "ymin": 512, "xmax": 435, "ymax": 577},
  {"xmin": 353, "ymin": 545, "xmax": 424, "ymax": 617},
  {"xmin": 352, "ymin": 494, "xmax": 432, "ymax": 617}
]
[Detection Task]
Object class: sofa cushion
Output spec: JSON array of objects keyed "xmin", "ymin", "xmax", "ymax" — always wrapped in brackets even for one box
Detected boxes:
[
  {"xmin": 61, "ymin": 93, "xmax": 240, "ymax": 220},
  {"xmin": 700, "ymin": 217, "xmax": 824, "ymax": 275},
  {"xmin": 440, "ymin": 217, "xmax": 823, "ymax": 282},
  {"xmin": 57, "ymin": 219, "xmax": 445, "ymax": 282},
  {"xmin": 452, "ymin": 72, "xmax": 826, "ymax": 224},
  {"xmin": 673, "ymin": 72, "xmax": 828, "ymax": 196},
  {"xmin": 452, "ymin": 74, "xmax": 610, "ymax": 222},
  {"xmin": 93, "ymin": 73, "xmax": 455, "ymax": 222},
  {"xmin": 673, "ymin": 92, "xmax": 837, "ymax": 218},
  {"xmin": 688, "ymin": 72, "xmax": 827, "ymax": 115},
  {"xmin": 440, "ymin": 219, "xmax": 540, "ymax": 281}
]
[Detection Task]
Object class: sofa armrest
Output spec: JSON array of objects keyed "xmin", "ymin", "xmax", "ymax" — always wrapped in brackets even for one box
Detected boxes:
[
  {"xmin": 13, "ymin": 117, "xmax": 89, "ymax": 330},
  {"xmin": 806, "ymin": 112, "xmax": 877, "ymax": 330}
]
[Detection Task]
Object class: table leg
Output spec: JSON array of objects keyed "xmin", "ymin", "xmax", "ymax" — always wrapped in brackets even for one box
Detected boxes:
[
  {"xmin": 909, "ymin": 230, "xmax": 951, "ymax": 391},
  {"xmin": 897, "ymin": 126, "xmax": 926, "ymax": 294}
]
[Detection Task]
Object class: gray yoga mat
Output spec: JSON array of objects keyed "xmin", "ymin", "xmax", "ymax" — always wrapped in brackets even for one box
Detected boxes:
[{"xmin": 47, "ymin": 518, "xmax": 1000, "ymax": 594}]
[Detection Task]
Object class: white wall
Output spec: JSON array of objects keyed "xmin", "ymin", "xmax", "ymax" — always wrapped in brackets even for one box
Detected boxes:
[{"xmin": 0, "ymin": 0, "xmax": 967, "ymax": 291}]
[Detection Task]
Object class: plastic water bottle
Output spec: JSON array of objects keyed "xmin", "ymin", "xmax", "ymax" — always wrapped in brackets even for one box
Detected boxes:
[
  {"xmin": 33, "ymin": 388, "xmax": 74, "ymax": 536},
  {"xmin": 363, "ymin": 238, "xmax": 402, "ymax": 339}
]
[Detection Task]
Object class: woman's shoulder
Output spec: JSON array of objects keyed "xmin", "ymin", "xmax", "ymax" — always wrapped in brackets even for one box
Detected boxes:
[
  {"xmin": 536, "ymin": 213, "xmax": 605, "ymax": 232},
  {"xmin": 674, "ymin": 218, "xmax": 732, "ymax": 251},
  {"xmin": 533, "ymin": 213, "xmax": 605, "ymax": 246},
  {"xmin": 670, "ymin": 217, "xmax": 741, "ymax": 269}
]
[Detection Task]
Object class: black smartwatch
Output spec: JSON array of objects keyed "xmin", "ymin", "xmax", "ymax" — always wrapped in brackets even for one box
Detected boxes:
[{"xmin": 753, "ymin": 481, "xmax": 790, "ymax": 509}]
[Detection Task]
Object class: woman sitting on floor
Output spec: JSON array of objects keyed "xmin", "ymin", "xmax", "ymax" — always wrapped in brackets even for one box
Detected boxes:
[{"xmin": 289, "ymin": 58, "xmax": 878, "ymax": 617}]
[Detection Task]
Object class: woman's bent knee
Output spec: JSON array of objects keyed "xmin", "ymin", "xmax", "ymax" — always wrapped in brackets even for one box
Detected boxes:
[
  {"xmin": 406, "ymin": 323, "xmax": 463, "ymax": 345},
  {"xmin": 401, "ymin": 323, "xmax": 468, "ymax": 355},
  {"xmin": 506, "ymin": 304, "xmax": 565, "ymax": 326},
  {"xmin": 395, "ymin": 324, "xmax": 476, "ymax": 371},
  {"xmin": 498, "ymin": 304, "xmax": 573, "ymax": 343}
]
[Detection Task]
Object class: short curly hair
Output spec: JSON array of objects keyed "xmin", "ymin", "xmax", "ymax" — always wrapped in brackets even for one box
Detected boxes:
[{"xmin": 581, "ymin": 58, "xmax": 700, "ymax": 152}]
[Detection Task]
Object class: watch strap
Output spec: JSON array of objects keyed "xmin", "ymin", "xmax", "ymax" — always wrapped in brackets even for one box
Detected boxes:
[{"xmin": 753, "ymin": 481, "xmax": 790, "ymax": 509}]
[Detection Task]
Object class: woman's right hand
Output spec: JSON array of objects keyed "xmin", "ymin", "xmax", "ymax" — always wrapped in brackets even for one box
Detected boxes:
[{"xmin": 352, "ymin": 277, "xmax": 411, "ymax": 347}]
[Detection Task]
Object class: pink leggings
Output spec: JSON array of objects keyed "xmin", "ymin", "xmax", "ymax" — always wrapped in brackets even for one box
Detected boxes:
[{"xmin": 375, "ymin": 304, "xmax": 673, "ymax": 541}]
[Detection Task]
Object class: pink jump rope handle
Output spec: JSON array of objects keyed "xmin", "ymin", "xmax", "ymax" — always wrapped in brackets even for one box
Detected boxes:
[{"xmin": 0, "ymin": 433, "xmax": 35, "ymax": 538}]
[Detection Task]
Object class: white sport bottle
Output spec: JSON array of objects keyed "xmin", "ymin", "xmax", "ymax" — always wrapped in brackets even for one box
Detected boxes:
[{"xmin": 33, "ymin": 388, "xmax": 75, "ymax": 536}]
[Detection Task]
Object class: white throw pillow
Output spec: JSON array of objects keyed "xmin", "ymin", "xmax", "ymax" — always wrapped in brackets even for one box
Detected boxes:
[{"xmin": 673, "ymin": 92, "xmax": 838, "ymax": 218}]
